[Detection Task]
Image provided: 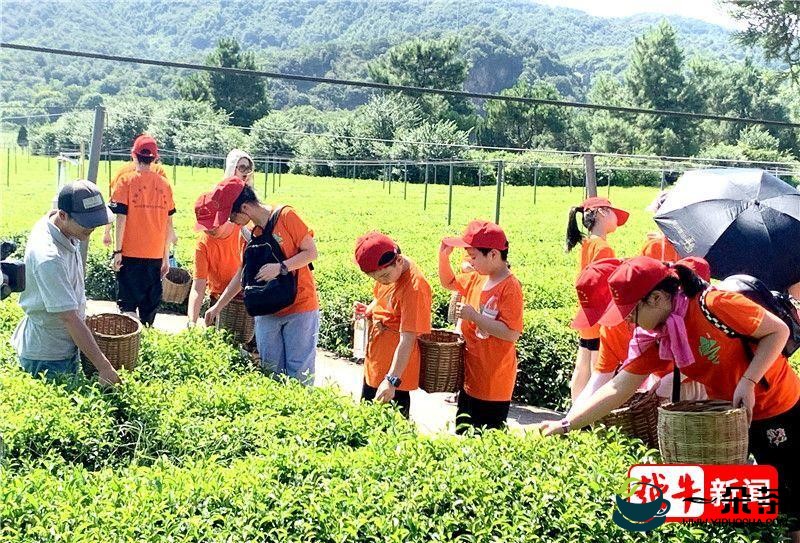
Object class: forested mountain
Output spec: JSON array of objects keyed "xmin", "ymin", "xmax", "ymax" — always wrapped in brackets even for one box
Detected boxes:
[{"xmin": 1, "ymin": 0, "xmax": 752, "ymax": 111}]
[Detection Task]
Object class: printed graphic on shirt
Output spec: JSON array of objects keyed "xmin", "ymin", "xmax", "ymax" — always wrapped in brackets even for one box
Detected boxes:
[{"xmin": 698, "ymin": 335, "xmax": 721, "ymax": 365}]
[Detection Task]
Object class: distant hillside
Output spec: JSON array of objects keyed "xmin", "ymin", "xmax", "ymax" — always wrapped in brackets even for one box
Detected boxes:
[{"xmin": 0, "ymin": 0, "xmax": 749, "ymax": 112}]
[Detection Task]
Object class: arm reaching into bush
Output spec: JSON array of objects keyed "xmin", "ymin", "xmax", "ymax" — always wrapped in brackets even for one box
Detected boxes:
[
  {"xmin": 188, "ymin": 278, "xmax": 207, "ymax": 325},
  {"xmin": 568, "ymin": 370, "xmax": 614, "ymax": 416},
  {"xmin": 204, "ymin": 267, "xmax": 243, "ymax": 326},
  {"xmin": 58, "ymin": 310, "xmax": 120, "ymax": 386},
  {"xmin": 539, "ymin": 370, "xmax": 646, "ymax": 436}
]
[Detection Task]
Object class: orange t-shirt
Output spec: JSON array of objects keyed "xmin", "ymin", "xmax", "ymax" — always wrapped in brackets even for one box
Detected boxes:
[
  {"xmin": 596, "ymin": 321, "xmax": 675, "ymax": 379},
  {"xmin": 577, "ymin": 237, "xmax": 615, "ymax": 340},
  {"xmin": 641, "ymin": 235, "xmax": 679, "ymax": 262},
  {"xmin": 595, "ymin": 322, "xmax": 636, "ymax": 373},
  {"xmin": 624, "ymin": 291, "xmax": 800, "ymax": 420},
  {"xmin": 194, "ymin": 225, "xmax": 246, "ymax": 297},
  {"xmin": 364, "ymin": 259, "xmax": 432, "ymax": 391},
  {"xmin": 250, "ymin": 206, "xmax": 318, "ymax": 316},
  {"xmin": 452, "ymin": 271, "xmax": 524, "ymax": 402},
  {"xmin": 111, "ymin": 170, "xmax": 175, "ymax": 259},
  {"xmin": 110, "ymin": 162, "xmax": 168, "ymax": 195}
]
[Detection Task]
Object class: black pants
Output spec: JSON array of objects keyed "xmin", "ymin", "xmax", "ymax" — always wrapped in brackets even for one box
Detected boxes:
[
  {"xmin": 455, "ymin": 389, "xmax": 511, "ymax": 435},
  {"xmin": 750, "ymin": 398, "xmax": 800, "ymax": 530},
  {"xmin": 117, "ymin": 257, "xmax": 162, "ymax": 326},
  {"xmin": 362, "ymin": 380, "xmax": 411, "ymax": 419}
]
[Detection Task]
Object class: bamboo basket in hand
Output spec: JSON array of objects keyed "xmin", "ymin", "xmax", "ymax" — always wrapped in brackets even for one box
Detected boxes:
[
  {"xmin": 418, "ymin": 329, "xmax": 464, "ymax": 394},
  {"xmin": 597, "ymin": 388, "xmax": 661, "ymax": 448},
  {"xmin": 658, "ymin": 400, "xmax": 748, "ymax": 464},
  {"xmin": 217, "ymin": 297, "xmax": 255, "ymax": 345},
  {"xmin": 162, "ymin": 267, "xmax": 192, "ymax": 304},
  {"xmin": 81, "ymin": 313, "xmax": 142, "ymax": 374}
]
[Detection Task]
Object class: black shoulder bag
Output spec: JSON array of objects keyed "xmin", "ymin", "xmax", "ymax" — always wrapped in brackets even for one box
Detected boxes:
[{"xmin": 242, "ymin": 206, "xmax": 298, "ymax": 316}]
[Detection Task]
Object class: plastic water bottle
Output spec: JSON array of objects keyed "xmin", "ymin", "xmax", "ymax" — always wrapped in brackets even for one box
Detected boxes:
[
  {"xmin": 476, "ymin": 295, "xmax": 499, "ymax": 340},
  {"xmin": 353, "ymin": 313, "xmax": 368, "ymax": 359}
]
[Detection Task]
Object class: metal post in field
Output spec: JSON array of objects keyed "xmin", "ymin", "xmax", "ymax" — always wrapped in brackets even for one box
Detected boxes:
[
  {"xmin": 584, "ymin": 153, "xmax": 597, "ymax": 197},
  {"xmin": 403, "ymin": 163, "xmax": 408, "ymax": 200},
  {"xmin": 423, "ymin": 163, "xmax": 429, "ymax": 211},
  {"xmin": 533, "ymin": 165, "xmax": 538, "ymax": 205},
  {"xmin": 495, "ymin": 161, "xmax": 503, "ymax": 224},
  {"xmin": 83, "ymin": 106, "xmax": 106, "ymax": 269},
  {"xmin": 447, "ymin": 162, "xmax": 454, "ymax": 226},
  {"xmin": 264, "ymin": 159, "xmax": 269, "ymax": 198}
]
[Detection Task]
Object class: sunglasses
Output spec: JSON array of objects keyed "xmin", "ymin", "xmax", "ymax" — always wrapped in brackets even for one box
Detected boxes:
[{"xmin": 236, "ymin": 164, "xmax": 253, "ymax": 173}]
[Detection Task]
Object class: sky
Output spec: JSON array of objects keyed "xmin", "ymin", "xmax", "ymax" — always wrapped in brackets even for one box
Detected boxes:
[{"xmin": 533, "ymin": 0, "xmax": 742, "ymax": 29}]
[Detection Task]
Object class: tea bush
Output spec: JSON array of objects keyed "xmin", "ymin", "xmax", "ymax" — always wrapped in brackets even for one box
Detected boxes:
[
  {"xmin": 0, "ymin": 432, "xmax": 789, "ymax": 542},
  {"xmin": 114, "ymin": 373, "xmax": 414, "ymax": 464},
  {"xmin": 0, "ymin": 365, "xmax": 122, "ymax": 470},
  {"xmin": 0, "ymin": 297, "xmax": 793, "ymax": 541}
]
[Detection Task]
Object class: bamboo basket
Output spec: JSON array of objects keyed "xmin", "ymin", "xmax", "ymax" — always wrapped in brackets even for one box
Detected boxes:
[
  {"xmin": 217, "ymin": 297, "xmax": 255, "ymax": 345},
  {"xmin": 81, "ymin": 313, "xmax": 142, "ymax": 373},
  {"xmin": 658, "ymin": 400, "xmax": 748, "ymax": 464},
  {"xmin": 162, "ymin": 267, "xmax": 192, "ymax": 304},
  {"xmin": 597, "ymin": 388, "xmax": 661, "ymax": 448},
  {"xmin": 418, "ymin": 329, "xmax": 464, "ymax": 394}
]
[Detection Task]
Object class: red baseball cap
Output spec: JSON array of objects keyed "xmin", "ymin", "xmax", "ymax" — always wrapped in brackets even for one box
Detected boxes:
[
  {"xmin": 677, "ymin": 256, "xmax": 711, "ymax": 283},
  {"xmin": 571, "ymin": 257, "xmax": 624, "ymax": 329},
  {"xmin": 194, "ymin": 191, "xmax": 222, "ymax": 231},
  {"xmin": 442, "ymin": 220, "xmax": 508, "ymax": 251},
  {"xmin": 131, "ymin": 134, "xmax": 159, "ymax": 159},
  {"xmin": 581, "ymin": 197, "xmax": 629, "ymax": 226},
  {"xmin": 355, "ymin": 231, "xmax": 400, "ymax": 273},
  {"xmin": 600, "ymin": 256, "xmax": 674, "ymax": 326},
  {"xmin": 199, "ymin": 177, "xmax": 246, "ymax": 230}
]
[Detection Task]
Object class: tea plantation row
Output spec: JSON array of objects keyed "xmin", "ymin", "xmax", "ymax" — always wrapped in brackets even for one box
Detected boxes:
[{"xmin": 0, "ymin": 300, "xmax": 791, "ymax": 541}]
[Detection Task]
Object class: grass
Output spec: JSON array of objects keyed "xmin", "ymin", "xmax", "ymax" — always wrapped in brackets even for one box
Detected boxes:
[{"xmin": 0, "ymin": 153, "xmax": 665, "ymax": 311}]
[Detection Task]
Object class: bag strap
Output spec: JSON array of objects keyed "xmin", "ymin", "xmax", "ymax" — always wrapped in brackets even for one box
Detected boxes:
[
  {"xmin": 265, "ymin": 205, "xmax": 286, "ymax": 238},
  {"xmin": 699, "ymin": 287, "xmax": 738, "ymax": 338},
  {"xmin": 671, "ymin": 364, "xmax": 681, "ymax": 403},
  {"xmin": 698, "ymin": 286, "xmax": 765, "ymax": 388}
]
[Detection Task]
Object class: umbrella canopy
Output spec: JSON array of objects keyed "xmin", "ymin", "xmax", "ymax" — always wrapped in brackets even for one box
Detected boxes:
[{"xmin": 655, "ymin": 168, "xmax": 800, "ymax": 291}]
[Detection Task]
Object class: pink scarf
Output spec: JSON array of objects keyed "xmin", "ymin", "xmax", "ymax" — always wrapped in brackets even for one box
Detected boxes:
[{"xmin": 622, "ymin": 293, "xmax": 696, "ymax": 369}]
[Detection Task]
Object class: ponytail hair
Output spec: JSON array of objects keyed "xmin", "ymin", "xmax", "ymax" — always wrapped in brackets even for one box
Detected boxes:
[
  {"xmin": 565, "ymin": 206, "xmax": 602, "ymax": 252},
  {"xmin": 565, "ymin": 206, "xmax": 584, "ymax": 252},
  {"xmin": 673, "ymin": 262, "xmax": 709, "ymax": 298}
]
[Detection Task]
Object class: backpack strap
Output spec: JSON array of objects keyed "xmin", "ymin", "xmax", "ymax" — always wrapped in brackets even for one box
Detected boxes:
[
  {"xmin": 265, "ymin": 205, "xmax": 286, "ymax": 238},
  {"xmin": 699, "ymin": 287, "xmax": 738, "ymax": 338},
  {"xmin": 698, "ymin": 287, "xmax": 765, "ymax": 388}
]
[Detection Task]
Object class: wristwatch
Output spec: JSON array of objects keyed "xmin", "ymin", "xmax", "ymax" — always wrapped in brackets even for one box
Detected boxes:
[
  {"xmin": 279, "ymin": 261, "xmax": 289, "ymax": 275},
  {"xmin": 559, "ymin": 418, "xmax": 571, "ymax": 434},
  {"xmin": 385, "ymin": 374, "xmax": 402, "ymax": 387}
]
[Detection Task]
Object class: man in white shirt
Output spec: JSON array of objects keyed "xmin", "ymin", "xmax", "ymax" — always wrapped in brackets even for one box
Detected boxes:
[{"xmin": 12, "ymin": 180, "xmax": 121, "ymax": 385}]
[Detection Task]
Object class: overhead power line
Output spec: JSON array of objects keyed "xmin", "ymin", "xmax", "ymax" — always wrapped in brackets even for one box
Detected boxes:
[{"xmin": 2, "ymin": 42, "xmax": 800, "ymax": 130}]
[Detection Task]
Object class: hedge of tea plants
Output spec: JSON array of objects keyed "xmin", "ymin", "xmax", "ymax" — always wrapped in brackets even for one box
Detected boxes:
[{"xmin": 0, "ymin": 300, "xmax": 792, "ymax": 542}]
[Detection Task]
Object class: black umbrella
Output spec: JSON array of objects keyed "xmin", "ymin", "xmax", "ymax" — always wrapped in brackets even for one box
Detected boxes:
[{"xmin": 654, "ymin": 168, "xmax": 800, "ymax": 291}]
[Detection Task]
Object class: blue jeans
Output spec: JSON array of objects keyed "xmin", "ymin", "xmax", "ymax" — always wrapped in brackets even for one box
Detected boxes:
[
  {"xmin": 19, "ymin": 354, "xmax": 79, "ymax": 380},
  {"xmin": 254, "ymin": 309, "xmax": 319, "ymax": 385}
]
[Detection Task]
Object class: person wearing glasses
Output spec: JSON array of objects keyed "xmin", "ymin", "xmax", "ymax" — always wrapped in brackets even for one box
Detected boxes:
[{"xmin": 223, "ymin": 149, "xmax": 256, "ymax": 187}]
